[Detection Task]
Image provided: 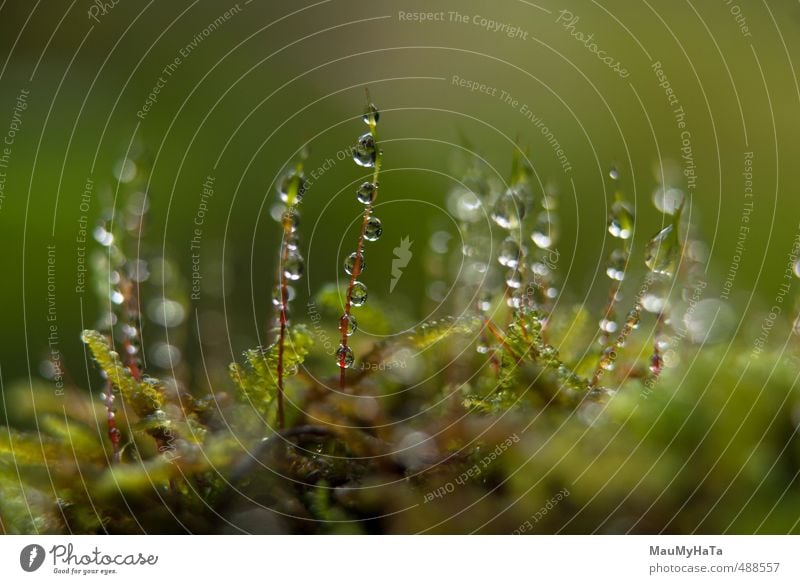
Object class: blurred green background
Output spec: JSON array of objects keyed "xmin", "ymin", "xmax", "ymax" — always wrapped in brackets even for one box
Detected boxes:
[{"xmin": 0, "ymin": 0, "xmax": 798, "ymax": 395}]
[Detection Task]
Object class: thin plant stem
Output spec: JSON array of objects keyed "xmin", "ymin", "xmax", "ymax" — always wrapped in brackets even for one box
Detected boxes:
[{"xmin": 340, "ymin": 93, "xmax": 381, "ymax": 389}]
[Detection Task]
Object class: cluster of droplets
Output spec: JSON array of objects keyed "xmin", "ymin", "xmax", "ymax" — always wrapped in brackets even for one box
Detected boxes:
[
  {"xmin": 592, "ymin": 168, "xmax": 687, "ymax": 388},
  {"xmin": 90, "ymin": 154, "xmax": 155, "ymax": 459},
  {"xmin": 92, "ymin": 179, "xmax": 151, "ymax": 380},
  {"xmin": 490, "ymin": 157, "xmax": 533, "ymax": 310},
  {"xmin": 643, "ymin": 187, "xmax": 687, "ymax": 377},
  {"xmin": 528, "ymin": 183, "xmax": 560, "ymax": 318},
  {"xmin": 445, "ymin": 152, "xmax": 494, "ymax": 311},
  {"xmin": 338, "ymin": 99, "xmax": 383, "ymax": 376},
  {"xmin": 598, "ymin": 168, "xmax": 634, "ymax": 348},
  {"xmin": 272, "ymin": 151, "xmax": 309, "ymax": 427},
  {"xmin": 492, "ymin": 189, "xmax": 527, "ymax": 303},
  {"xmin": 275, "ymin": 158, "xmax": 308, "ymax": 289}
]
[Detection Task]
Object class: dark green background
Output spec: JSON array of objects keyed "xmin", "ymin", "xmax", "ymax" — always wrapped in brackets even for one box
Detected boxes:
[{"xmin": 0, "ymin": 0, "xmax": 798, "ymax": 390}]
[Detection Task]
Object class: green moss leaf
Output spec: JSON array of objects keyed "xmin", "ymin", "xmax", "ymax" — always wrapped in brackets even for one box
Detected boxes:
[{"xmin": 228, "ymin": 324, "xmax": 314, "ymax": 419}]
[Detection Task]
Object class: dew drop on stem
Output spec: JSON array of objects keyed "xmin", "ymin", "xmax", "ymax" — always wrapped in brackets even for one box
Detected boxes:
[
  {"xmin": 350, "ymin": 281, "xmax": 368, "ymax": 307},
  {"xmin": 357, "ymin": 182, "xmax": 377, "ymax": 205},
  {"xmin": 278, "ymin": 172, "xmax": 306, "ymax": 205},
  {"xmin": 498, "ymin": 237, "xmax": 523, "ymax": 268},
  {"xmin": 353, "ymin": 133, "xmax": 377, "ymax": 168},
  {"xmin": 336, "ymin": 344, "xmax": 354, "ymax": 368},
  {"xmin": 491, "ymin": 188, "xmax": 526, "ymax": 230},
  {"xmin": 363, "ymin": 103, "xmax": 380, "ymax": 127},
  {"xmin": 364, "ymin": 216, "xmax": 383, "ymax": 241},
  {"xmin": 608, "ymin": 198, "xmax": 634, "ymax": 240},
  {"xmin": 644, "ymin": 224, "xmax": 680, "ymax": 276},
  {"xmin": 344, "ymin": 252, "xmax": 365, "ymax": 276},
  {"xmin": 283, "ymin": 250, "xmax": 305, "ymax": 281},
  {"xmin": 531, "ymin": 211, "xmax": 557, "ymax": 249},
  {"xmin": 340, "ymin": 314, "xmax": 357, "ymax": 336},
  {"xmin": 605, "ymin": 249, "xmax": 628, "ymax": 281},
  {"xmin": 505, "ymin": 269, "xmax": 522, "ymax": 289}
]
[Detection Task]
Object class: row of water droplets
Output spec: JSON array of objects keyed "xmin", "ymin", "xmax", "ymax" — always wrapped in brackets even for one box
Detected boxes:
[
  {"xmin": 528, "ymin": 183, "xmax": 560, "ymax": 317},
  {"xmin": 489, "ymin": 154, "xmax": 533, "ymax": 309},
  {"xmin": 273, "ymin": 153, "xmax": 308, "ymax": 316},
  {"xmin": 447, "ymin": 152, "xmax": 559, "ymax": 356},
  {"xmin": 592, "ymin": 167, "xmax": 686, "ymax": 386},
  {"xmin": 337, "ymin": 101, "xmax": 383, "ymax": 373},
  {"xmin": 273, "ymin": 151, "xmax": 309, "ymax": 427},
  {"xmin": 90, "ymin": 152, "xmax": 185, "ymax": 459}
]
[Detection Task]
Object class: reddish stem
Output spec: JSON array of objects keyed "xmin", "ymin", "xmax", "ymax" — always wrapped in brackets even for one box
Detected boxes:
[
  {"xmin": 103, "ymin": 379, "xmax": 121, "ymax": 463},
  {"xmin": 340, "ymin": 206, "xmax": 373, "ymax": 388},
  {"xmin": 340, "ymin": 103, "xmax": 381, "ymax": 389},
  {"xmin": 275, "ymin": 234, "xmax": 291, "ymax": 429}
]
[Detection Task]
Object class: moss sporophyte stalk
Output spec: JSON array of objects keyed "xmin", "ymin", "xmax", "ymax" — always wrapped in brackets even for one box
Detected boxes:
[
  {"xmin": 338, "ymin": 95, "xmax": 383, "ymax": 388},
  {"xmin": 3, "ymin": 94, "xmax": 798, "ymax": 535}
]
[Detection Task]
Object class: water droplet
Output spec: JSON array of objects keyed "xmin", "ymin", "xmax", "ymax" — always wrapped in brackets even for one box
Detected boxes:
[
  {"xmin": 642, "ymin": 292, "xmax": 666, "ymax": 314},
  {"xmin": 605, "ymin": 249, "xmax": 628, "ymax": 281},
  {"xmin": 542, "ymin": 186, "xmax": 559, "ymax": 211},
  {"xmin": 599, "ymin": 318, "xmax": 618, "ymax": 333},
  {"xmin": 350, "ymin": 281, "xmax": 368, "ymax": 306},
  {"xmin": 278, "ymin": 172, "xmax": 306, "ymax": 205},
  {"xmin": 363, "ymin": 103, "xmax": 380, "ymax": 126},
  {"xmin": 357, "ymin": 182, "xmax": 377, "ymax": 205},
  {"xmin": 152, "ymin": 343, "xmax": 181, "ymax": 368},
  {"xmin": 491, "ymin": 188, "xmax": 526, "ymax": 230},
  {"xmin": 127, "ymin": 259, "xmax": 150, "ymax": 283},
  {"xmin": 282, "ymin": 210, "xmax": 299, "ymax": 233},
  {"xmin": 793, "ymin": 314, "xmax": 800, "ymax": 335},
  {"xmin": 110, "ymin": 290, "xmax": 125, "ymax": 305},
  {"xmin": 283, "ymin": 250, "xmax": 305, "ymax": 281},
  {"xmin": 645, "ymin": 224, "xmax": 680, "ymax": 276},
  {"xmin": 683, "ymin": 299, "xmax": 735, "ymax": 344},
  {"xmin": 531, "ymin": 261, "xmax": 551, "ymax": 278},
  {"xmin": 344, "ymin": 252, "xmax": 365, "ymax": 276},
  {"xmin": 340, "ymin": 314, "xmax": 357, "ymax": 336},
  {"xmin": 429, "ymin": 231, "xmax": 451, "ymax": 254},
  {"xmin": 793, "ymin": 260, "xmax": 800, "ymax": 278},
  {"xmin": 505, "ymin": 269, "xmax": 522, "ymax": 289},
  {"xmin": 652, "ymin": 187, "xmax": 685, "ymax": 215},
  {"xmin": 540, "ymin": 345, "xmax": 558, "ymax": 360},
  {"xmin": 599, "ymin": 346, "xmax": 616, "ymax": 371},
  {"xmin": 364, "ymin": 216, "xmax": 383, "ymax": 241},
  {"xmin": 93, "ymin": 225, "xmax": 114, "ymax": 246},
  {"xmin": 147, "ymin": 298, "xmax": 186, "ymax": 328},
  {"xmin": 353, "ymin": 133, "xmax": 377, "ymax": 168},
  {"xmin": 608, "ymin": 199, "xmax": 634, "ymax": 239},
  {"xmin": 649, "ymin": 353, "xmax": 664, "ymax": 375},
  {"xmin": 448, "ymin": 188, "xmax": 482, "ymax": 222},
  {"xmin": 624, "ymin": 307, "xmax": 641, "ymax": 330},
  {"xmin": 271, "ymin": 284, "xmax": 296, "ymax": 306},
  {"xmin": 531, "ymin": 211, "xmax": 557, "ymax": 249},
  {"xmin": 477, "ymin": 293, "xmax": 492, "ymax": 313},
  {"xmin": 114, "ymin": 158, "xmax": 137, "ymax": 183},
  {"xmin": 336, "ymin": 344, "xmax": 354, "ymax": 368},
  {"xmin": 498, "ymin": 237, "xmax": 523, "ymax": 268},
  {"xmin": 470, "ymin": 261, "xmax": 488, "ymax": 274},
  {"xmin": 609, "ymin": 166, "xmax": 620, "ymax": 181}
]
